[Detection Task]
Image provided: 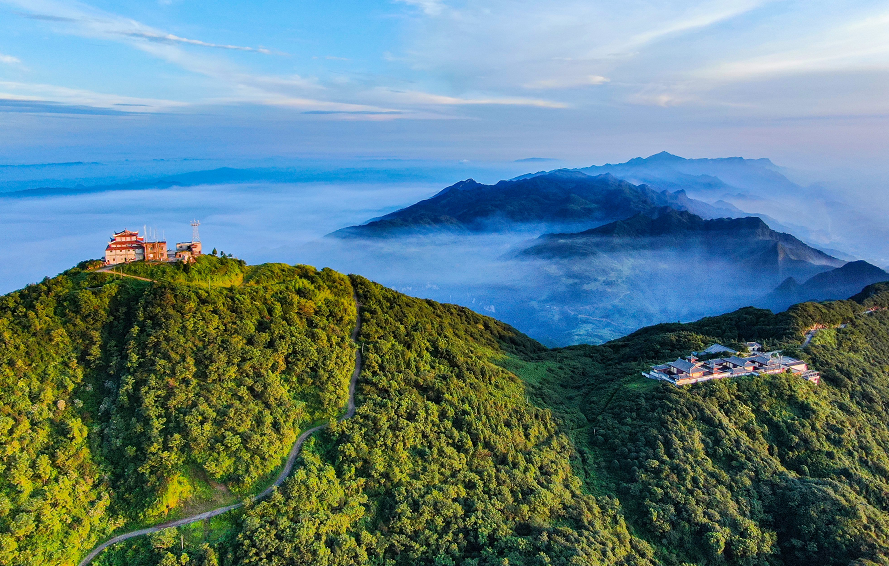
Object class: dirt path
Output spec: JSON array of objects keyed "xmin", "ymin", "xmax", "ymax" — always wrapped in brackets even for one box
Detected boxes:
[
  {"xmin": 77, "ymin": 292, "xmax": 363, "ymax": 566},
  {"xmin": 95, "ymin": 266, "xmax": 156, "ymax": 282}
]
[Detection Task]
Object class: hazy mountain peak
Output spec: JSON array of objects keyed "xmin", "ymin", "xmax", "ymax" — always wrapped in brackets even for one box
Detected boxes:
[
  {"xmin": 433, "ymin": 178, "xmax": 482, "ymax": 196},
  {"xmin": 332, "ymin": 171, "xmax": 721, "ymax": 238},
  {"xmin": 764, "ymin": 259, "xmax": 888, "ymax": 310},
  {"xmin": 642, "ymin": 151, "xmax": 685, "ymax": 163}
]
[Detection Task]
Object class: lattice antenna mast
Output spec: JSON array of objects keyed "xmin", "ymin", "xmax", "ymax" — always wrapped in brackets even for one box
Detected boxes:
[{"xmin": 191, "ymin": 220, "xmax": 201, "ymax": 243}]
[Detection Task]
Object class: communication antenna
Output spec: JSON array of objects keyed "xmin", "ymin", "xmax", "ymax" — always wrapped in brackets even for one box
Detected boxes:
[{"xmin": 191, "ymin": 220, "xmax": 201, "ymax": 243}]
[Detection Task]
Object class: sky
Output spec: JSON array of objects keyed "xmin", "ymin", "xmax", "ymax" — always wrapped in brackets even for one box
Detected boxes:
[{"xmin": 1, "ymin": 0, "xmax": 889, "ymax": 168}]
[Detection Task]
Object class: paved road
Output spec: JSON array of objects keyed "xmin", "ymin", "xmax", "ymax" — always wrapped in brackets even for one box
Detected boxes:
[
  {"xmin": 77, "ymin": 292, "xmax": 363, "ymax": 566},
  {"xmin": 802, "ymin": 329, "xmax": 817, "ymax": 348}
]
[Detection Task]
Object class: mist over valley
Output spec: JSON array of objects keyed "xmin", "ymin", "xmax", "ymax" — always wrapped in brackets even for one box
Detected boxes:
[{"xmin": 3, "ymin": 153, "xmax": 888, "ymax": 346}]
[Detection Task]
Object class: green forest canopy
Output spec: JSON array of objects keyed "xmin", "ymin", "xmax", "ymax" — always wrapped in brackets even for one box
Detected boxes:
[
  {"xmin": 3, "ymin": 257, "xmax": 889, "ymax": 565},
  {"xmin": 0, "ymin": 257, "xmax": 357, "ymax": 565}
]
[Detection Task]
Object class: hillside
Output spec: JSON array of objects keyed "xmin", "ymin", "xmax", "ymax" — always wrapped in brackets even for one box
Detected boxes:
[
  {"xmin": 99, "ymin": 273, "xmax": 889, "ymax": 566},
  {"xmin": 505, "ymin": 209, "xmax": 846, "ymax": 344},
  {"xmin": 332, "ymin": 171, "xmax": 734, "ymax": 238},
  {"xmin": 6, "ymin": 260, "xmax": 889, "ymax": 565},
  {"xmin": 765, "ymin": 260, "xmax": 889, "ymax": 311},
  {"xmin": 523, "ymin": 208, "xmax": 844, "ymax": 282},
  {"xmin": 0, "ymin": 257, "xmax": 358, "ymax": 565},
  {"xmin": 502, "ymin": 288, "xmax": 889, "ymax": 565}
]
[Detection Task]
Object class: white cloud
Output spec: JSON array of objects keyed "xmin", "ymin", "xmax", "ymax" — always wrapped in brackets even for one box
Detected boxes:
[
  {"xmin": 0, "ymin": 53, "xmax": 20, "ymax": 64},
  {"xmin": 524, "ymin": 75, "xmax": 609, "ymax": 90},
  {"xmin": 705, "ymin": 10, "xmax": 889, "ymax": 80},
  {"xmin": 624, "ymin": 0, "xmax": 767, "ymax": 50},
  {"xmin": 376, "ymin": 88, "xmax": 569, "ymax": 108},
  {"xmin": 394, "ymin": 0, "xmax": 446, "ymax": 16},
  {"xmin": 7, "ymin": 0, "xmax": 273, "ymax": 54},
  {"xmin": 0, "ymin": 80, "xmax": 187, "ymax": 111},
  {"xmin": 390, "ymin": 0, "xmax": 773, "ymax": 96},
  {"xmin": 120, "ymin": 31, "xmax": 271, "ymax": 54}
]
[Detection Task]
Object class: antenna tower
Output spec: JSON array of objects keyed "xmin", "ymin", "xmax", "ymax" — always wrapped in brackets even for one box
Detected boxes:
[{"xmin": 191, "ymin": 220, "xmax": 201, "ymax": 243}]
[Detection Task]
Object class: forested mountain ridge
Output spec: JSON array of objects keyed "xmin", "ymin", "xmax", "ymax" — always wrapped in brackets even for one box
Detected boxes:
[
  {"xmin": 6, "ymin": 259, "xmax": 889, "ymax": 565},
  {"xmin": 506, "ymin": 287, "xmax": 889, "ymax": 565},
  {"xmin": 0, "ymin": 257, "xmax": 358, "ymax": 565},
  {"xmin": 97, "ymin": 273, "xmax": 657, "ymax": 566},
  {"xmin": 100, "ymin": 274, "xmax": 889, "ymax": 566},
  {"xmin": 331, "ymin": 171, "xmax": 733, "ymax": 237},
  {"xmin": 522, "ymin": 208, "xmax": 843, "ymax": 279}
]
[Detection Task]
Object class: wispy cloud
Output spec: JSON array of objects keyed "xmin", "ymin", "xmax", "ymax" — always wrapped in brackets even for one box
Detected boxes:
[
  {"xmin": 0, "ymin": 80, "xmax": 187, "ymax": 113},
  {"xmin": 0, "ymin": 53, "xmax": 20, "ymax": 65},
  {"xmin": 625, "ymin": 0, "xmax": 768, "ymax": 50},
  {"xmin": 379, "ymin": 89, "xmax": 569, "ymax": 108},
  {"xmin": 389, "ymin": 0, "xmax": 773, "ymax": 99},
  {"xmin": 9, "ymin": 1, "xmax": 274, "ymax": 54},
  {"xmin": 705, "ymin": 10, "xmax": 889, "ymax": 80},
  {"xmin": 524, "ymin": 75, "xmax": 609, "ymax": 90},
  {"xmin": 0, "ymin": 98, "xmax": 133, "ymax": 115},
  {"xmin": 394, "ymin": 0, "xmax": 446, "ymax": 16},
  {"xmin": 120, "ymin": 31, "xmax": 271, "ymax": 54}
]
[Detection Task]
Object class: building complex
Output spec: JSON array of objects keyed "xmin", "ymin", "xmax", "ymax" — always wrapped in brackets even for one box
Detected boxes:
[
  {"xmin": 104, "ymin": 221, "xmax": 203, "ymax": 266},
  {"xmin": 645, "ymin": 344, "xmax": 820, "ymax": 386}
]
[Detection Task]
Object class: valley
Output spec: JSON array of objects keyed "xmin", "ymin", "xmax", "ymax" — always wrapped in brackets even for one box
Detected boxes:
[{"xmin": 326, "ymin": 160, "xmax": 887, "ymax": 346}]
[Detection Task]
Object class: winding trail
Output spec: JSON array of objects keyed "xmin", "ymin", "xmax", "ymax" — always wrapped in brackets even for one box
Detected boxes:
[{"xmin": 77, "ymin": 291, "xmax": 363, "ymax": 566}]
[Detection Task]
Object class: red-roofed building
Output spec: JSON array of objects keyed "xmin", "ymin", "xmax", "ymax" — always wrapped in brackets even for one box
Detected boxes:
[
  {"xmin": 104, "ymin": 229, "xmax": 169, "ymax": 265},
  {"xmin": 105, "ymin": 230, "xmax": 146, "ymax": 265}
]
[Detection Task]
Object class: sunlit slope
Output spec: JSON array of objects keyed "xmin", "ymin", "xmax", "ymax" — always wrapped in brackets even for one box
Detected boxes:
[
  {"xmin": 99, "ymin": 274, "xmax": 658, "ymax": 566},
  {"xmin": 10, "ymin": 256, "xmax": 889, "ymax": 566},
  {"xmin": 0, "ymin": 257, "xmax": 357, "ymax": 565},
  {"xmin": 508, "ymin": 285, "xmax": 889, "ymax": 565}
]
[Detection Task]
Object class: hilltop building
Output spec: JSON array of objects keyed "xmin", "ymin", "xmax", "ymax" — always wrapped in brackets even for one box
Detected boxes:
[
  {"xmin": 174, "ymin": 241, "xmax": 202, "ymax": 262},
  {"xmin": 645, "ymin": 344, "xmax": 820, "ymax": 386},
  {"xmin": 104, "ymin": 223, "xmax": 202, "ymax": 266},
  {"xmin": 105, "ymin": 230, "xmax": 152, "ymax": 265}
]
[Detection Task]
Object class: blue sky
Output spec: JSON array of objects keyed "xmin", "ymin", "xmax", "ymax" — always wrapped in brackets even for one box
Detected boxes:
[{"xmin": 1, "ymin": 0, "xmax": 889, "ymax": 167}]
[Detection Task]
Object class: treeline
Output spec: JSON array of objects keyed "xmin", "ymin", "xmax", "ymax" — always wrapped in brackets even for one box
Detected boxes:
[{"xmin": 0, "ymin": 258, "xmax": 357, "ymax": 565}]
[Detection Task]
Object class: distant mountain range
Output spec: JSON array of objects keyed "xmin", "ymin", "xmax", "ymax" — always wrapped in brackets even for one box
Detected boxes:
[
  {"xmin": 765, "ymin": 260, "xmax": 889, "ymax": 311},
  {"xmin": 321, "ymin": 153, "xmax": 886, "ymax": 345},
  {"xmin": 573, "ymin": 151, "xmax": 800, "ymax": 197},
  {"xmin": 521, "ymin": 208, "xmax": 844, "ymax": 284},
  {"xmin": 332, "ymin": 171, "xmax": 742, "ymax": 238}
]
